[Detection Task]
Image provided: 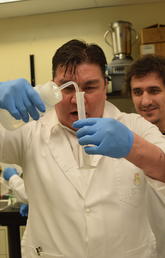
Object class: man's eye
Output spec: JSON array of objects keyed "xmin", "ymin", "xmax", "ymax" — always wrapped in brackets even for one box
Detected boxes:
[
  {"xmin": 149, "ymin": 88, "xmax": 161, "ymax": 94},
  {"xmin": 132, "ymin": 89, "xmax": 142, "ymax": 96},
  {"xmin": 62, "ymin": 86, "xmax": 75, "ymax": 93},
  {"xmin": 84, "ymin": 86, "xmax": 97, "ymax": 92}
]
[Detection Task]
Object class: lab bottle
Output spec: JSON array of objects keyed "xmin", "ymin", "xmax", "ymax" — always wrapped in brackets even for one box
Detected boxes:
[
  {"xmin": 0, "ymin": 81, "xmax": 86, "ymax": 131},
  {"xmin": 0, "ymin": 174, "xmax": 11, "ymax": 211},
  {"xmin": 0, "ymin": 81, "xmax": 63, "ymax": 130},
  {"xmin": 0, "ymin": 80, "xmax": 94, "ymax": 169}
]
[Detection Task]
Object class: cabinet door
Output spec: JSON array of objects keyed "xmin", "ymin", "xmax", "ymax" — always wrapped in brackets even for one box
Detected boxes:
[
  {"xmin": 20, "ymin": 226, "xmax": 26, "ymax": 239},
  {"xmin": 0, "ymin": 226, "xmax": 8, "ymax": 257}
]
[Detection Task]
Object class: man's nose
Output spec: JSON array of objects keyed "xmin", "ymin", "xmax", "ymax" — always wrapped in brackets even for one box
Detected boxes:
[
  {"xmin": 71, "ymin": 92, "xmax": 77, "ymax": 104},
  {"xmin": 141, "ymin": 92, "xmax": 152, "ymax": 106},
  {"xmin": 71, "ymin": 90, "xmax": 86, "ymax": 104}
]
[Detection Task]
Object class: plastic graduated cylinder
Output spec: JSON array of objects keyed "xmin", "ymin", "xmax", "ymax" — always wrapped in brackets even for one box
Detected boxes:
[
  {"xmin": 0, "ymin": 81, "xmax": 84, "ymax": 130},
  {"xmin": 76, "ymin": 91, "xmax": 95, "ymax": 169},
  {"xmin": 61, "ymin": 84, "xmax": 93, "ymax": 169}
]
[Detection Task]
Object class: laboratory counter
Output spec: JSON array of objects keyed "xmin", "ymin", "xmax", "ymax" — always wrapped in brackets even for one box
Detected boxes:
[{"xmin": 0, "ymin": 203, "xmax": 27, "ymax": 258}]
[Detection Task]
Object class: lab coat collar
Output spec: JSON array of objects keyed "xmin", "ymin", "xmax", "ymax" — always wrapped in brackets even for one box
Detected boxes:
[{"xmin": 103, "ymin": 101, "xmax": 122, "ymax": 119}]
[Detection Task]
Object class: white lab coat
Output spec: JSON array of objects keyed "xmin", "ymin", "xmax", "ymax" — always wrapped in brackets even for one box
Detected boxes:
[
  {"xmin": 147, "ymin": 186, "xmax": 165, "ymax": 258},
  {"xmin": 147, "ymin": 175, "xmax": 165, "ymax": 258},
  {"xmin": 0, "ymin": 176, "xmax": 8, "ymax": 196},
  {"xmin": 0, "ymin": 101, "xmax": 165, "ymax": 258},
  {"xmin": 0, "ymin": 163, "xmax": 28, "ymax": 203},
  {"xmin": 0, "ymin": 162, "xmax": 22, "ymax": 197}
]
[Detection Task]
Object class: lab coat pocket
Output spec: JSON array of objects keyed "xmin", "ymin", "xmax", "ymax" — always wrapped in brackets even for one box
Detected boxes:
[
  {"xmin": 125, "ymin": 239, "xmax": 157, "ymax": 258},
  {"xmin": 21, "ymin": 242, "xmax": 65, "ymax": 258},
  {"xmin": 116, "ymin": 160, "xmax": 145, "ymax": 207}
]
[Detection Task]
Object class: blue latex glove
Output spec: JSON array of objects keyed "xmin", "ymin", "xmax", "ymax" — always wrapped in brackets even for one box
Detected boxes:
[
  {"xmin": 20, "ymin": 203, "xmax": 29, "ymax": 217},
  {"xmin": 3, "ymin": 167, "xmax": 18, "ymax": 181},
  {"xmin": 73, "ymin": 118, "xmax": 134, "ymax": 158},
  {"xmin": 0, "ymin": 78, "xmax": 45, "ymax": 122}
]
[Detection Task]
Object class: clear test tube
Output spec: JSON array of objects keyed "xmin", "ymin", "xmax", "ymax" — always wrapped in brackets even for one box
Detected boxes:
[
  {"xmin": 59, "ymin": 81, "xmax": 94, "ymax": 168},
  {"xmin": 76, "ymin": 91, "xmax": 86, "ymax": 120},
  {"xmin": 76, "ymin": 91, "xmax": 94, "ymax": 169}
]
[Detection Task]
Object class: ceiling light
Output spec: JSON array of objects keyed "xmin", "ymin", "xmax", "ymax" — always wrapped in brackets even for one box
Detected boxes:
[{"xmin": 0, "ymin": 0, "xmax": 25, "ymax": 3}]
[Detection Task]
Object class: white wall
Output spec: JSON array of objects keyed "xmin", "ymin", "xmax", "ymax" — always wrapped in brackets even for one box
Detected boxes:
[{"xmin": 0, "ymin": 2, "xmax": 164, "ymax": 84}]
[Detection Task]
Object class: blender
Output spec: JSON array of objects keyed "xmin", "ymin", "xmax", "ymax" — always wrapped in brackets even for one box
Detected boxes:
[{"xmin": 104, "ymin": 20, "xmax": 138, "ymax": 95}]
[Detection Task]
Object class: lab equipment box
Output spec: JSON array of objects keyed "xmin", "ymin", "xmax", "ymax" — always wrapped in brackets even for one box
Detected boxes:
[
  {"xmin": 140, "ymin": 42, "xmax": 165, "ymax": 57},
  {"xmin": 141, "ymin": 24, "xmax": 165, "ymax": 44}
]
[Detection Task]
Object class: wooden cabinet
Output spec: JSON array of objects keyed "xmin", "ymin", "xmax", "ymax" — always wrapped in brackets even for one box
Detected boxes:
[
  {"xmin": 0, "ymin": 208, "xmax": 27, "ymax": 258},
  {"xmin": 0, "ymin": 225, "xmax": 26, "ymax": 258},
  {"xmin": 0, "ymin": 226, "xmax": 9, "ymax": 258},
  {"xmin": 20, "ymin": 226, "xmax": 26, "ymax": 239}
]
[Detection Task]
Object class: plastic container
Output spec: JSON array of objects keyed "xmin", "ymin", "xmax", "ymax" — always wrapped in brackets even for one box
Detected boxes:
[
  {"xmin": 75, "ymin": 92, "xmax": 95, "ymax": 169},
  {"xmin": 0, "ymin": 176, "xmax": 11, "ymax": 210},
  {"xmin": 0, "ymin": 80, "xmax": 93, "ymax": 168},
  {"xmin": 0, "ymin": 81, "xmax": 77, "ymax": 130}
]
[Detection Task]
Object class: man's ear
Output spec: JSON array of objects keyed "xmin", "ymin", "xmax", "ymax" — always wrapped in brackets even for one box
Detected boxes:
[
  {"xmin": 105, "ymin": 76, "xmax": 109, "ymax": 89},
  {"xmin": 104, "ymin": 78, "xmax": 108, "ymax": 100}
]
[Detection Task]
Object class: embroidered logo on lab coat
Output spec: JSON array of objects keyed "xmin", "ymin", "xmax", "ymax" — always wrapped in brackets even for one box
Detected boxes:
[{"xmin": 134, "ymin": 173, "xmax": 141, "ymax": 185}]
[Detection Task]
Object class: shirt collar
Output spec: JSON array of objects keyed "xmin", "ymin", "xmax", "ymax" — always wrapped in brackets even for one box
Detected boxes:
[
  {"xmin": 40, "ymin": 100, "xmax": 121, "ymax": 137},
  {"xmin": 39, "ymin": 109, "xmax": 76, "ymax": 139}
]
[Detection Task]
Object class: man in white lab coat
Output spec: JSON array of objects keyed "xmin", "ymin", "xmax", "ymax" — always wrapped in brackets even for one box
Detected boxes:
[
  {"xmin": 125, "ymin": 54, "xmax": 165, "ymax": 258},
  {"xmin": 2, "ymin": 167, "xmax": 27, "ymax": 204},
  {"xmin": 0, "ymin": 166, "xmax": 28, "ymax": 216},
  {"xmin": 0, "ymin": 40, "xmax": 165, "ymax": 258}
]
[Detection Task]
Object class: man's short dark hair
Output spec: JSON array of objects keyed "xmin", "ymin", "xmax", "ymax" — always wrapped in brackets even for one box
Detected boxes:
[
  {"xmin": 125, "ymin": 54, "xmax": 165, "ymax": 93},
  {"xmin": 52, "ymin": 39, "xmax": 107, "ymax": 79}
]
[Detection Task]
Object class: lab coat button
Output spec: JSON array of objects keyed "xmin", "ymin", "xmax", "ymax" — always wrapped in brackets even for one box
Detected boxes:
[{"xmin": 85, "ymin": 208, "xmax": 91, "ymax": 213}]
